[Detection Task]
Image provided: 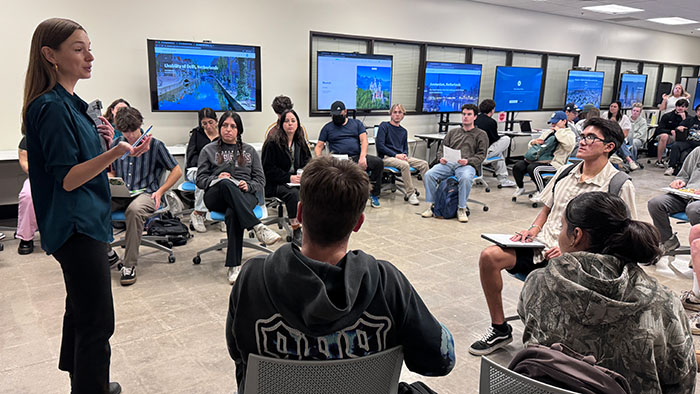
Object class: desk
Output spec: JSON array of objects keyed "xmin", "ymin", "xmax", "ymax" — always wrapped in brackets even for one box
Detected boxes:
[{"xmin": 414, "ymin": 133, "xmax": 446, "ymax": 162}]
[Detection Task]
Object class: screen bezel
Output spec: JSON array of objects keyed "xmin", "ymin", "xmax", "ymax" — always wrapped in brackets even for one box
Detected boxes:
[
  {"xmin": 316, "ymin": 51, "xmax": 394, "ymax": 111},
  {"xmin": 493, "ymin": 65, "xmax": 544, "ymax": 112},
  {"xmin": 617, "ymin": 73, "xmax": 648, "ymax": 110},
  {"xmin": 146, "ymin": 39, "xmax": 262, "ymax": 112},
  {"xmin": 419, "ymin": 61, "xmax": 483, "ymax": 114},
  {"xmin": 564, "ymin": 70, "xmax": 605, "ymax": 110}
]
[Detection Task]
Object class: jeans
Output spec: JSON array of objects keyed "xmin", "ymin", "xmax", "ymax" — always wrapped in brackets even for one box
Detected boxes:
[
  {"xmin": 186, "ymin": 167, "xmax": 207, "ymax": 212},
  {"xmin": 424, "ymin": 162, "xmax": 476, "ymax": 209},
  {"xmin": 616, "ymin": 144, "xmax": 633, "ymax": 161}
]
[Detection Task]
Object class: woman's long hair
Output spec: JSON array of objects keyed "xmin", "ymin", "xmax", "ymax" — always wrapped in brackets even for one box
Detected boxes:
[
  {"xmin": 217, "ymin": 111, "xmax": 246, "ymax": 166},
  {"xmin": 21, "ymin": 18, "xmax": 84, "ymax": 134},
  {"xmin": 564, "ymin": 192, "xmax": 661, "ymax": 265},
  {"xmin": 104, "ymin": 98, "xmax": 131, "ymax": 123},
  {"xmin": 198, "ymin": 107, "xmax": 217, "ymax": 126},
  {"xmin": 607, "ymin": 100, "xmax": 622, "ymax": 122},
  {"xmin": 270, "ymin": 110, "xmax": 308, "ymax": 153}
]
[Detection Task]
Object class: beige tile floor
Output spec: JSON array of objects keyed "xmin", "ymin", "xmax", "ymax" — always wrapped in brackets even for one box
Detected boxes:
[{"xmin": 1, "ymin": 163, "xmax": 700, "ymax": 393}]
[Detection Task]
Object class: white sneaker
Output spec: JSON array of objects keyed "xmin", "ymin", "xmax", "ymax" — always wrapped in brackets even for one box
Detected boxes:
[
  {"xmin": 628, "ymin": 161, "xmax": 639, "ymax": 171},
  {"xmin": 407, "ymin": 192, "xmax": 419, "ymax": 205},
  {"xmin": 189, "ymin": 211, "xmax": 207, "ymax": 233},
  {"xmin": 457, "ymin": 208, "xmax": 469, "ymax": 223},
  {"xmin": 499, "ymin": 179, "xmax": 517, "ymax": 188},
  {"xmin": 227, "ymin": 266, "xmax": 241, "ymax": 284},
  {"xmin": 421, "ymin": 207, "xmax": 434, "ymax": 218},
  {"xmin": 664, "ymin": 167, "xmax": 675, "ymax": 176},
  {"xmin": 253, "ymin": 224, "xmax": 281, "ymax": 246},
  {"xmin": 219, "ymin": 221, "xmax": 227, "ymax": 232},
  {"xmin": 512, "ymin": 188, "xmax": 525, "ymax": 198},
  {"xmin": 529, "ymin": 192, "xmax": 541, "ymax": 202}
]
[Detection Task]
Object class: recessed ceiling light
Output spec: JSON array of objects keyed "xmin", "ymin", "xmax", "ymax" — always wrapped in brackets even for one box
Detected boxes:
[
  {"xmin": 647, "ymin": 17, "xmax": 698, "ymax": 25},
  {"xmin": 582, "ymin": 4, "xmax": 644, "ymax": 14}
]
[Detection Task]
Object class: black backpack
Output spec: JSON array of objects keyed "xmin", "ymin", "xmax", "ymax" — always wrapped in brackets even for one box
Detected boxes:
[
  {"xmin": 431, "ymin": 177, "xmax": 459, "ymax": 219},
  {"xmin": 146, "ymin": 212, "xmax": 192, "ymax": 247}
]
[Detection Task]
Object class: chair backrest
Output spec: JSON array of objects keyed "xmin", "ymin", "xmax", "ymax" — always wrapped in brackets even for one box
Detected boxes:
[
  {"xmin": 244, "ymin": 346, "xmax": 404, "ymax": 394},
  {"xmin": 479, "ymin": 356, "xmax": 579, "ymax": 394}
]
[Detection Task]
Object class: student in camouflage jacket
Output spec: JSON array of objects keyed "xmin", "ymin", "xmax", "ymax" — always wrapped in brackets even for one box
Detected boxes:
[{"xmin": 519, "ymin": 192, "xmax": 696, "ymax": 394}]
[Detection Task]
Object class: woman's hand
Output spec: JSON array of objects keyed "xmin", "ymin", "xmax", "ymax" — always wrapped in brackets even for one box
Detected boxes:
[
  {"xmin": 96, "ymin": 116, "xmax": 114, "ymax": 148},
  {"xmin": 544, "ymin": 247, "xmax": 562, "ymax": 260},
  {"xmin": 290, "ymin": 175, "xmax": 301, "ymax": 184},
  {"xmin": 218, "ymin": 172, "xmax": 231, "ymax": 179},
  {"xmin": 129, "ymin": 135, "xmax": 151, "ymax": 157},
  {"xmin": 239, "ymin": 180, "xmax": 249, "ymax": 192}
]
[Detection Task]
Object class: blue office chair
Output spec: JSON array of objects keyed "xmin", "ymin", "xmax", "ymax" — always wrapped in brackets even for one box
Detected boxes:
[
  {"xmin": 447, "ymin": 175, "xmax": 489, "ymax": 214},
  {"xmin": 192, "ymin": 206, "xmax": 273, "ymax": 265},
  {"xmin": 381, "ymin": 166, "xmax": 419, "ymax": 200},
  {"xmin": 476, "ymin": 155, "xmax": 506, "ymax": 193}
]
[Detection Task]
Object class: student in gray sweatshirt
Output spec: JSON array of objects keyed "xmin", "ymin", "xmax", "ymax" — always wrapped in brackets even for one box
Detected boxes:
[{"xmin": 196, "ymin": 111, "xmax": 281, "ymax": 284}]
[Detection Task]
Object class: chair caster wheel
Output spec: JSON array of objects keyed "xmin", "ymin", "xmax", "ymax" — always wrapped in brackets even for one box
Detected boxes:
[
  {"xmin": 417, "ymin": 175, "xmax": 422, "ymax": 181},
  {"xmin": 168, "ymin": 255, "xmax": 176, "ymax": 263},
  {"xmin": 512, "ymin": 197, "xmax": 517, "ymax": 202},
  {"xmin": 286, "ymin": 236, "xmax": 292, "ymax": 242},
  {"xmin": 485, "ymin": 188, "xmax": 491, "ymax": 193},
  {"xmin": 532, "ymin": 203, "xmax": 538, "ymax": 208},
  {"xmin": 528, "ymin": 194, "xmax": 533, "ymax": 198},
  {"xmin": 193, "ymin": 256, "xmax": 201, "ymax": 265},
  {"xmin": 404, "ymin": 195, "xmax": 409, "ymax": 201},
  {"xmin": 497, "ymin": 184, "xmax": 502, "ymax": 189},
  {"xmin": 483, "ymin": 206, "xmax": 489, "ymax": 212}
]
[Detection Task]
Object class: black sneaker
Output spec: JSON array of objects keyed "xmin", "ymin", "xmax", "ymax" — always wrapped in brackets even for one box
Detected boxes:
[
  {"xmin": 107, "ymin": 249, "xmax": 120, "ymax": 268},
  {"xmin": 109, "ymin": 382, "xmax": 122, "ymax": 394},
  {"xmin": 468, "ymin": 324, "xmax": 513, "ymax": 356},
  {"xmin": 18, "ymin": 239, "xmax": 34, "ymax": 255},
  {"xmin": 120, "ymin": 266, "xmax": 136, "ymax": 286},
  {"xmin": 292, "ymin": 228, "xmax": 302, "ymax": 247}
]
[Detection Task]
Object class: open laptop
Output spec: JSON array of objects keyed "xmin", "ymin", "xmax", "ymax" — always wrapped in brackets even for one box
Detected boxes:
[{"xmin": 109, "ymin": 177, "xmax": 145, "ymax": 198}]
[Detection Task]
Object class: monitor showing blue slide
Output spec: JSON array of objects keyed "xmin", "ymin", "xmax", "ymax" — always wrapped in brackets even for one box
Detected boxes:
[
  {"xmin": 618, "ymin": 73, "xmax": 648, "ymax": 109},
  {"xmin": 493, "ymin": 66, "xmax": 543, "ymax": 112},
  {"xmin": 146, "ymin": 39, "xmax": 261, "ymax": 112},
  {"xmin": 421, "ymin": 62, "xmax": 482, "ymax": 113},
  {"xmin": 565, "ymin": 70, "xmax": 604, "ymax": 109},
  {"xmin": 317, "ymin": 52, "xmax": 393, "ymax": 111},
  {"xmin": 692, "ymin": 78, "xmax": 700, "ymax": 110}
]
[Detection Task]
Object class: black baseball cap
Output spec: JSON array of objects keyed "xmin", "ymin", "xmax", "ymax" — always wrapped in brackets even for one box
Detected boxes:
[
  {"xmin": 330, "ymin": 101, "xmax": 346, "ymax": 116},
  {"xmin": 564, "ymin": 103, "xmax": 580, "ymax": 113}
]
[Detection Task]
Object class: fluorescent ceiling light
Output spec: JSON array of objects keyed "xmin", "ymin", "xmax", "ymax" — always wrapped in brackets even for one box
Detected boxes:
[
  {"xmin": 647, "ymin": 17, "xmax": 698, "ymax": 25},
  {"xmin": 582, "ymin": 4, "xmax": 643, "ymax": 14}
]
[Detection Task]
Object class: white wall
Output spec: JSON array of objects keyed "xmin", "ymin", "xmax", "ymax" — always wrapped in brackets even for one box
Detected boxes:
[{"xmin": 3, "ymin": 0, "xmax": 700, "ymax": 151}]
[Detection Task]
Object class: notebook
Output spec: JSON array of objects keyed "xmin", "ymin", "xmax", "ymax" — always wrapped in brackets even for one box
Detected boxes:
[{"xmin": 481, "ymin": 233, "xmax": 546, "ymax": 249}]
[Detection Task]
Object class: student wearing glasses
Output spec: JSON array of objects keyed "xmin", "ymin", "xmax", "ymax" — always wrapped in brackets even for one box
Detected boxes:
[{"xmin": 470, "ymin": 117, "xmax": 637, "ymax": 356}]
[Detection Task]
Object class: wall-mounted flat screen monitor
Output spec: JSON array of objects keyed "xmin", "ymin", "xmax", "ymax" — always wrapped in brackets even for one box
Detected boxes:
[
  {"xmin": 565, "ymin": 70, "xmax": 604, "ymax": 109},
  {"xmin": 493, "ymin": 66, "xmax": 543, "ymax": 112},
  {"xmin": 317, "ymin": 51, "xmax": 393, "ymax": 111},
  {"xmin": 421, "ymin": 62, "xmax": 482, "ymax": 113},
  {"xmin": 147, "ymin": 39, "xmax": 261, "ymax": 112},
  {"xmin": 693, "ymin": 78, "xmax": 700, "ymax": 110},
  {"xmin": 618, "ymin": 73, "xmax": 648, "ymax": 109}
]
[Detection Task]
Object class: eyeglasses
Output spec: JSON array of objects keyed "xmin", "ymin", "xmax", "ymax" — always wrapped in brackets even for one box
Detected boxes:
[{"xmin": 580, "ymin": 133, "xmax": 607, "ymax": 145}]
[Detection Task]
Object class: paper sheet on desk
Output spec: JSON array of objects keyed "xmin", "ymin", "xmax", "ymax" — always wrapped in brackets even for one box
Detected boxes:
[{"xmin": 443, "ymin": 146, "xmax": 461, "ymax": 163}]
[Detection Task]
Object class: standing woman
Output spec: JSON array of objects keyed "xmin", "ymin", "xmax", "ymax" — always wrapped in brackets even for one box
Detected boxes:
[
  {"xmin": 197, "ymin": 111, "xmax": 281, "ymax": 284},
  {"xmin": 659, "ymin": 83, "xmax": 691, "ymax": 115},
  {"xmin": 261, "ymin": 109, "xmax": 311, "ymax": 246},
  {"xmin": 22, "ymin": 18, "xmax": 139, "ymax": 394}
]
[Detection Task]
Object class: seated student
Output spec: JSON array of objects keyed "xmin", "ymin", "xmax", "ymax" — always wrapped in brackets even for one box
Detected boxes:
[
  {"xmin": 103, "ymin": 98, "xmax": 130, "ymax": 139},
  {"xmin": 110, "ymin": 107, "xmax": 182, "ymax": 286},
  {"xmin": 16, "ymin": 136, "xmax": 38, "ymax": 254},
  {"xmin": 186, "ymin": 108, "xmax": 219, "ymax": 233},
  {"xmin": 666, "ymin": 103, "xmax": 700, "ymax": 176},
  {"xmin": 225, "ymin": 156, "xmax": 455, "ymax": 392},
  {"xmin": 563, "ymin": 103, "xmax": 580, "ymax": 138},
  {"xmin": 605, "ymin": 100, "xmax": 639, "ymax": 171},
  {"xmin": 519, "ymin": 191, "xmax": 696, "ymax": 393},
  {"xmin": 375, "ymin": 103, "xmax": 429, "ymax": 205},
  {"xmin": 421, "ymin": 104, "xmax": 488, "ymax": 223},
  {"xmin": 261, "ymin": 109, "xmax": 311, "ymax": 246},
  {"xmin": 475, "ymin": 99, "xmax": 515, "ymax": 188},
  {"xmin": 629, "ymin": 102, "xmax": 648, "ymax": 161},
  {"xmin": 264, "ymin": 95, "xmax": 309, "ymax": 140},
  {"xmin": 653, "ymin": 98, "xmax": 689, "ymax": 168},
  {"xmin": 659, "ymin": 83, "xmax": 691, "ymax": 115},
  {"xmin": 470, "ymin": 117, "xmax": 636, "ymax": 356},
  {"xmin": 511, "ymin": 111, "xmax": 576, "ymax": 200},
  {"xmin": 314, "ymin": 100, "xmax": 383, "ymax": 208},
  {"xmin": 197, "ymin": 111, "xmax": 281, "ymax": 284},
  {"xmin": 648, "ymin": 146, "xmax": 700, "ymax": 255}
]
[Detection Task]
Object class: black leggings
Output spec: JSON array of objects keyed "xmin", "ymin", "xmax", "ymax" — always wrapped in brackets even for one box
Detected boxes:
[
  {"xmin": 267, "ymin": 184, "xmax": 299, "ymax": 219},
  {"xmin": 512, "ymin": 160, "xmax": 547, "ymax": 189},
  {"xmin": 52, "ymin": 233, "xmax": 114, "ymax": 394},
  {"xmin": 204, "ymin": 181, "xmax": 260, "ymax": 267}
]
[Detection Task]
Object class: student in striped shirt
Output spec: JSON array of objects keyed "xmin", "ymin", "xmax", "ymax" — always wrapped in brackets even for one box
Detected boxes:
[{"xmin": 109, "ymin": 107, "xmax": 182, "ymax": 286}]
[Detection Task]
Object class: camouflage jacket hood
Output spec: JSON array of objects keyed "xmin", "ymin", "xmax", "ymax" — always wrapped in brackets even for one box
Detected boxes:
[
  {"xmin": 534, "ymin": 251, "xmax": 655, "ymax": 325},
  {"xmin": 518, "ymin": 251, "xmax": 697, "ymax": 394}
]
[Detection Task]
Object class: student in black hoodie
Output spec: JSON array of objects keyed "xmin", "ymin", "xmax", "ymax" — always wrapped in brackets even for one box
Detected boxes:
[
  {"xmin": 261, "ymin": 109, "xmax": 311, "ymax": 246},
  {"xmin": 226, "ymin": 156, "xmax": 456, "ymax": 393},
  {"xmin": 186, "ymin": 108, "xmax": 219, "ymax": 233}
]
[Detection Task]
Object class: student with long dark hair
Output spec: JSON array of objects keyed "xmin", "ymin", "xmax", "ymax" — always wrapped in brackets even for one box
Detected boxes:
[
  {"xmin": 261, "ymin": 109, "xmax": 311, "ymax": 246},
  {"xmin": 186, "ymin": 107, "xmax": 219, "ymax": 232},
  {"xmin": 605, "ymin": 100, "xmax": 639, "ymax": 171},
  {"xmin": 197, "ymin": 111, "xmax": 281, "ymax": 284},
  {"xmin": 103, "ymin": 98, "xmax": 130, "ymax": 139},
  {"xmin": 21, "ymin": 18, "xmax": 144, "ymax": 394},
  {"xmin": 519, "ymin": 192, "xmax": 696, "ymax": 393}
]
